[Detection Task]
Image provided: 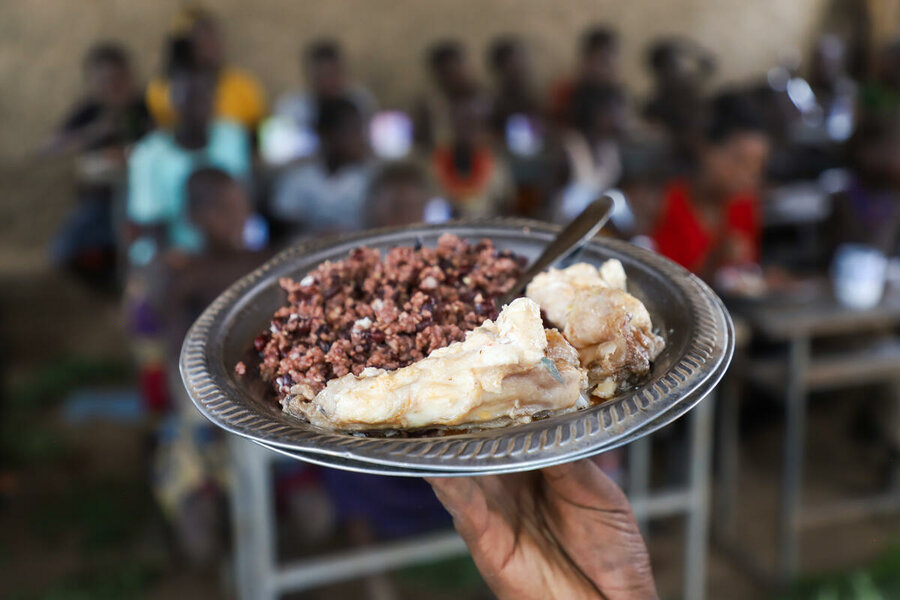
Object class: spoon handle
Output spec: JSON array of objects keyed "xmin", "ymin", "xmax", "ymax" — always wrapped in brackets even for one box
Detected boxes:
[{"xmin": 496, "ymin": 195, "xmax": 615, "ymax": 308}]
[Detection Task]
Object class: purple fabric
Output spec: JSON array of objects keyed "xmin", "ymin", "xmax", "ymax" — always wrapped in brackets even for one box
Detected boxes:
[
  {"xmin": 130, "ymin": 297, "xmax": 163, "ymax": 335},
  {"xmin": 320, "ymin": 470, "xmax": 451, "ymax": 539},
  {"xmin": 847, "ymin": 177, "xmax": 897, "ymax": 228}
]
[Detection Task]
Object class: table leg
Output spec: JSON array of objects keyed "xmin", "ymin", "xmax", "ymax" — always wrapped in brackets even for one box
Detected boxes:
[
  {"xmin": 684, "ymin": 391, "xmax": 715, "ymax": 600},
  {"xmin": 715, "ymin": 371, "xmax": 740, "ymax": 538},
  {"xmin": 230, "ymin": 437, "xmax": 278, "ymax": 600},
  {"xmin": 778, "ymin": 336, "xmax": 810, "ymax": 584},
  {"xmin": 628, "ymin": 437, "xmax": 652, "ymax": 535},
  {"xmin": 886, "ymin": 380, "xmax": 900, "ymax": 491}
]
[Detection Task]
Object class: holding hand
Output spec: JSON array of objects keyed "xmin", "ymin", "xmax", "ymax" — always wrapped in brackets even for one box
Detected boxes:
[{"xmin": 428, "ymin": 458, "xmax": 658, "ymax": 600}]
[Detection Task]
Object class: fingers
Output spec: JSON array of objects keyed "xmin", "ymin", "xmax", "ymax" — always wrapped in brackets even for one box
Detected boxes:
[
  {"xmin": 542, "ymin": 458, "xmax": 630, "ymax": 513},
  {"xmin": 426, "ymin": 476, "xmax": 480, "ymax": 514},
  {"xmin": 428, "ymin": 476, "xmax": 525, "ymax": 600},
  {"xmin": 542, "ymin": 460, "xmax": 659, "ymax": 599},
  {"xmin": 425, "ymin": 476, "xmax": 489, "ymax": 541}
]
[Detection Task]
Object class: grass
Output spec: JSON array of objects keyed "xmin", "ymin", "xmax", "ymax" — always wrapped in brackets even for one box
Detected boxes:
[
  {"xmin": 7, "ymin": 562, "xmax": 160, "ymax": 600},
  {"xmin": 784, "ymin": 543, "xmax": 900, "ymax": 600},
  {"xmin": 28, "ymin": 477, "xmax": 152, "ymax": 551},
  {"xmin": 5, "ymin": 356, "xmax": 133, "ymax": 414},
  {"xmin": 394, "ymin": 554, "xmax": 486, "ymax": 594},
  {"xmin": 1, "ymin": 356, "xmax": 133, "ymax": 466},
  {"xmin": 2, "ymin": 357, "xmax": 161, "ymax": 600}
]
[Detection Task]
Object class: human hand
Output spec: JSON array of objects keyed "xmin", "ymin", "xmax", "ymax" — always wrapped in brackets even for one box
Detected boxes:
[{"xmin": 427, "ymin": 458, "xmax": 658, "ymax": 600}]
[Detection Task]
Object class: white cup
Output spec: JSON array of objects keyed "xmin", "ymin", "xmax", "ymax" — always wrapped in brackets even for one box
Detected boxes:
[{"xmin": 832, "ymin": 244, "xmax": 888, "ymax": 310}]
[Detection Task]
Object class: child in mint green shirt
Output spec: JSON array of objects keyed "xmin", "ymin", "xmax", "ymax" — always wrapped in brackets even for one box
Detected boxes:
[{"xmin": 127, "ymin": 42, "xmax": 250, "ymax": 256}]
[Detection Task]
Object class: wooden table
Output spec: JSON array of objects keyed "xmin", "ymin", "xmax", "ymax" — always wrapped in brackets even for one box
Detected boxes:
[{"xmin": 719, "ymin": 291, "xmax": 900, "ymax": 585}]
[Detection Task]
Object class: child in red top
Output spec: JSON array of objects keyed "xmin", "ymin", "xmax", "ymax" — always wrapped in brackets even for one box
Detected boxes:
[
  {"xmin": 550, "ymin": 26, "xmax": 621, "ymax": 125},
  {"xmin": 429, "ymin": 91, "xmax": 512, "ymax": 218},
  {"xmin": 653, "ymin": 93, "xmax": 770, "ymax": 278}
]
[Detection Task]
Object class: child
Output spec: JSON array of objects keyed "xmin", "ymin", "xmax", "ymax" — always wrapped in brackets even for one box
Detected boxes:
[
  {"xmin": 146, "ymin": 6, "xmax": 266, "ymax": 131},
  {"xmin": 152, "ymin": 168, "xmax": 267, "ymax": 568},
  {"xmin": 365, "ymin": 160, "xmax": 451, "ymax": 227},
  {"xmin": 127, "ymin": 38, "xmax": 250, "ymax": 257},
  {"xmin": 273, "ymin": 39, "xmax": 376, "ymax": 158},
  {"xmin": 550, "ymin": 26, "xmax": 621, "ymax": 125},
  {"xmin": 271, "ymin": 96, "xmax": 373, "ymax": 237},
  {"xmin": 429, "ymin": 91, "xmax": 512, "ymax": 218},
  {"xmin": 487, "ymin": 36, "xmax": 559, "ymax": 218},
  {"xmin": 164, "ymin": 168, "xmax": 263, "ymax": 342},
  {"xmin": 828, "ymin": 111, "xmax": 900, "ymax": 255},
  {"xmin": 652, "ymin": 93, "xmax": 770, "ymax": 281},
  {"xmin": 487, "ymin": 36, "xmax": 543, "ymax": 142},
  {"xmin": 42, "ymin": 43, "xmax": 151, "ymax": 156},
  {"xmin": 413, "ymin": 40, "xmax": 480, "ymax": 149},
  {"xmin": 44, "ymin": 43, "xmax": 152, "ymax": 288},
  {"xmin": 556, "ymin": 83, "xmax": 627, "ymax": 222},
  {"xmin": 826, "ymin": 111, "xmax": 900, "ymax": 485},
  {"xmin": 642, "ymin": 37, "xmax": 716, "ymax": 165}
]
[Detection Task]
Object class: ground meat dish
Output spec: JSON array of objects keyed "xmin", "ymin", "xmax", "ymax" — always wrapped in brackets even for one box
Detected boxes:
[{"xmin": 248, "ymin": 234, "xmax": 525, "ymax": 400}]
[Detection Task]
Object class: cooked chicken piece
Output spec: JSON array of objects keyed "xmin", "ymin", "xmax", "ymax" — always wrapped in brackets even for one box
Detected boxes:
[
  {"xmin": 526, "ymin": 260, "xmax": 664, "ymax": 399},
  {"xmin": 525, "ymin": 260, "xmax": 626, "ymax": 325},
  {"xmin": 284, "ymin": 298, "xmax": 588, "ymax": 430}
]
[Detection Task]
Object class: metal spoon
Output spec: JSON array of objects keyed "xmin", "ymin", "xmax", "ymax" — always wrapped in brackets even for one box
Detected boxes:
[{"xmin": 495, "ymin": 195, "xmax": 615, "ymax": 309}]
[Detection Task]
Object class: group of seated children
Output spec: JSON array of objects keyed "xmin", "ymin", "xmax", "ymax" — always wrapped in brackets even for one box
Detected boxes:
[{"xmin": 42, "ymin": 5, "xmax": 900, "ymax": 565}]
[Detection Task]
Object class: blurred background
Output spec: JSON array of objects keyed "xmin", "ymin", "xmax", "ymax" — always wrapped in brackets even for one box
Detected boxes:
[{"xmin": 2, "ymin": 0, "xmax": 900, "ymax": 598}]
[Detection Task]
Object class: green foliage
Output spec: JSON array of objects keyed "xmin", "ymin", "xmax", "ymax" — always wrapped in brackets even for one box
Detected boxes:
[
  {"xmin": 8, "ymin": 562, "xmax": 158, "ymax": 600},
  {"xmin": 1, "ymin": 357, "xmax": 134, "ymax": 466},
  {"xmin": 394, "ymin": 554, "xmax": 486, "ymax": 593},
  {"xmin": 784, "ymin": 543, "xmax": 900, "ymax": 600},
  {"xmin": 6, "ymin": 357, "xmax": 133, "ymax": 414},
  {"xmin": 29, "ymin": 477, "xmax": 151, "ymax": 551}
]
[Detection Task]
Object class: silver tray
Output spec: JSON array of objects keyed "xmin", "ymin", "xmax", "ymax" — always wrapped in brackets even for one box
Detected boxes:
[
  {"xmin": 250, "ymin": 314, "xmax": 730, "ymax": 477},
  {"xmin": 180, "ymin": 220, "xmax": 733, "ymax": 475}
]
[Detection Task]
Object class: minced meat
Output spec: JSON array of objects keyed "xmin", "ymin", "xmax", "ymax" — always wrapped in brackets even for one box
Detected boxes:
[{"xmin": 247, "ymin": 234, "xmax": 526, "ymax": 400}]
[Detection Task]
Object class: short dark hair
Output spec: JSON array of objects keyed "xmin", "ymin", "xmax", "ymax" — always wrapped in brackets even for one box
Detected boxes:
[
  {"xmin": 187, "ymin": 167, "xmax": 234, "ymax": 216},
  {"xmin": 84, "ymin": 42, "xmax": 130, "ymax": 72},
  {"xmin": 704, "ymin": 92, "xmax": 766, "ymax": 144},
  {"xmin": 315, "ymin": 96, "xmax": 361, "ymax": 134},
  {"xmin": 171, "ymin": 5, "xmax": 216, "ymax": 36},
  {"xmin": 165, "ymin": 35, "xmax": 199, "ymax": 77},
  {"xmin": 428, "ymin": 40, "xmax": 464, "ymax": 71},
  {"xmin": 306, "ymin": 39, "xmax": 342, "ymax": 64},
  {"xmin": 581, "ymin": 26, "xmax": 618, "ymax": 56},
  {"xmin": 488, "ymin": 36, "xmax": 521, "ymax": 72},
  {"xmin": 647, "ymin": 39, "xmax": 681, "ymax": 73},
  {"xmin": 571, "ymin": 83, "xmax": 625, "ymax": 133}
]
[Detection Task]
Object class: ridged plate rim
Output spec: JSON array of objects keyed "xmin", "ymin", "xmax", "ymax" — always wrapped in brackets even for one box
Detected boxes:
[{"xmin": 180, "ymin": 219, "xmax": 733, "ymax": 472}]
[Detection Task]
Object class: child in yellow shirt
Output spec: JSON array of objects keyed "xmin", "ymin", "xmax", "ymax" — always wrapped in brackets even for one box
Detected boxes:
[{"xmin": 146, "ymin": 6, "xmax": 265, "ymax": 131}]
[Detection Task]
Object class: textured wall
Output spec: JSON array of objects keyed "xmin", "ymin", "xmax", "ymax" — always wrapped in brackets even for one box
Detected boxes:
[
  {"xmin": 0, "ymin": 0, "xmax": 827, "ymax": 256},
  {"xmin": 1, "ymin": 0, "xmax": 830, "ymax": 161}
]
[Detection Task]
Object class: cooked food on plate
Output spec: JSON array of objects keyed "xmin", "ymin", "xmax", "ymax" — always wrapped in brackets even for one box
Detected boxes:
[
  {"xmin": 285, "ymin": 298, "xmax": 587, "ymax": 430},
  {"xmin": 526, "ymin": 261, "xmax": 665, "ymax": 398},
  {"xmin": 239, "ymin": 235, "xmax": 665, "ymax": 432},
  {"xmin": 251, "ymin": 234, "xmax": 524, "ymax": 399}
]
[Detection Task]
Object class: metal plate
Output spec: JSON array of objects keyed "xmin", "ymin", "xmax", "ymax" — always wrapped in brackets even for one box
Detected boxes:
[
  {"xmin": 181, "ymin": 220, "xmax": 733, "ymax": 474},
  {"xmin": 253, "ymin": 306, "xmax": 731, "ymax": 477}
]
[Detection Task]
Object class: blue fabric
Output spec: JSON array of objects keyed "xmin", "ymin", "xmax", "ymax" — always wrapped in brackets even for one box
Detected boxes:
[
  {"xmin": 50, "ymin": 195, "xmax": 115, "ymax": 264},
  {"xmin": 127, "ymin": 120, "xmax": 250, "ymax": 252},
  {"xmin": 62, "ymin": 387, "xmax": 144, "ymax": 424}
]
